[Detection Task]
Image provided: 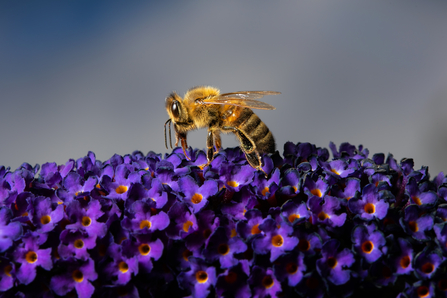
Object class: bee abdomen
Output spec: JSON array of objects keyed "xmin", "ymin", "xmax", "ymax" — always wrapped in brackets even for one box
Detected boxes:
[{"xmin": 240, "ymin": 110, "xmax": 275, "ymax": 154}]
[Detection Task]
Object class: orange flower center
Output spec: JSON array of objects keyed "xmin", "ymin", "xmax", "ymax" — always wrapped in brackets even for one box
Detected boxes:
[
  {"xmin": 271, "ymin": 235, "xmax": 284, "ymax": 247},
  {"xmin": 262, "ymin": 275, "xmax": 274, "ymax": 289},
  {"xmin": 119, "ymin": 261, "xmax": 129, "ymax": 273},
  {"xmin": 408, "ymin": 221, "xmax": 418, "ymax": 232},
  {"xmin": 182, "ymin": 249, "xmax": 192, "ymax": 261},
  {"xmin": 40, "ymin": 215, "xmax": 51, "ymax": 225},
  {"xmin": 218, "ymin": 243, "xmax": 230, "ymax": 255},
  {"xmin": 412, "ymin": 196, "xmax": 422, "ymax": 206},
  {"xmin": 417, "ymin": 285, "xmax": 429, "ymax": 298},
  {"xmin": 26, "ymin": 251, "xmax": 38, "ymax": 263},
  {"xmin": 251, "ymin": 224, "xmax": 261, "ymax": 235},
  {"xmin": 327, "ymin": 257, "xmax": 337, "ymax": 268},
  {"xmin": 311, "ymin": 189, "xmax": 322, "ymax": 197},
  {"xmin": 196, "ymin": 270, "xmax": 208, "ymax": 283},
  {"xmin": 115, "ymin": 185, "xmax": 128, "ymax": 194},
  {"xmin": 72, "ymin": 269, "xmax": 84, "ymax": 283},
  {"xmin": 183, "ymin": 220, "xmax": 193, "ymax": 232},
  {"xmin": 286, "ymin": 262, "xmax": 298, "ymax": 274},
  {"xmin": 82, "ymin": 216, "xmax": 92, "ymax": 227},
  {"xmin": 74, "ymin": 239, "xmax": 84, "ymax": 249},
  {"xmin": 400, "ymin": 255, "xmax": 410, "ymax": 269},
  {"xmin": 191, "ymin": 193, "xmax": 203, "ymax": 204},
  {"xmin": 318, "ymin": 211, "xmax": 329, "ymax": 221},
  {"xmin": 361, "ymin": 241, "xmax": 373, "ymax": 253},
  {"xmin": 227, "ymin": 181, "xmax": 239, "ymax": 188},
  {"xmin": 140, "ymin": 220, "xmax": 151, "ymax": 230},
  {"xmin": 421, "ymin": 263, "xmax": 434, "ymax": 274},
  {"xmin": 364, "ymin": 203, "xmax": 375, "ymax": 214},
  {"xmin": 298, "ymin": 239, "xmax": 310, "ymax": 252},
  {"xmin": 138, "ymin": 243, "xmax": 151, "ymax": 256},
  {"xmin": 288, "ymin": 214, "xmax": 300, "ymax": 223}
]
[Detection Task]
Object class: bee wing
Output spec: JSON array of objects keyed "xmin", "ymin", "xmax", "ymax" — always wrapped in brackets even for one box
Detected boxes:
[{"xmin": 202, "ymin": 91, "xmax": 280, "ymax": 110}]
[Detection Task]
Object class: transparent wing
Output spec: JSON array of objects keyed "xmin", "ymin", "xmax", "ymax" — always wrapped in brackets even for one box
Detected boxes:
[{"xmin": 201, "ymin": 91, "xmax": 280, "ymax": 110}]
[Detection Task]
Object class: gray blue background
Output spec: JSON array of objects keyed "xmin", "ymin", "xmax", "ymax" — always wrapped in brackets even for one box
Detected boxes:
[{"xmin": 1, "ymin": 1, "xmax": 447, "ymax": 176}]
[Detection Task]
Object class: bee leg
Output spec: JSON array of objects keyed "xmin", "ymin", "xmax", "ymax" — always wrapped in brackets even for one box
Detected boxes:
[
  {"xmin": 223, "ymin": 126, "xmax": 267, "ymax": 176},
  {"xmin": 176, "ymin": 131, "xmax": 191, "ymax": 160},
  {"xmin": 245, "ymin": 151, "xmax": 267, "ymax": 177},
  {"xmin": 213, "ymin": 131, "xmax": 222, "ymax": 154},
  {"xmin": 206, "ymin": 129, "xmax": 215, "ymax": 163}
]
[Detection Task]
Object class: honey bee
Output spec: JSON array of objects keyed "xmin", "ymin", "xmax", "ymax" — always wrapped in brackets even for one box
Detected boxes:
[{"xmin": 164, "ymin": 86, "xmax": 279, "ymax": 174}]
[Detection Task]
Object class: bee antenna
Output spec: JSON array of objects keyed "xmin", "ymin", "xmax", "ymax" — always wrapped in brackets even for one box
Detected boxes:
[{"xmin": 164, "ymin": 119, "xmax": 172, "ymax": 149}]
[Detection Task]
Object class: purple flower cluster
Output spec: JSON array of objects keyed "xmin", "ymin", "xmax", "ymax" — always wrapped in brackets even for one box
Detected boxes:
[{"xmin": 1, "ymin": 142, "xmax": 447, "ymax": 297}]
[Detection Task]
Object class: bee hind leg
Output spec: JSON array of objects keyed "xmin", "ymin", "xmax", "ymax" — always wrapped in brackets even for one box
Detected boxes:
[
  {"xmin": 223, "ymin": 125, "xmax": 267, "ymax": 176},
  {"xmin": 245, "ymin": 151, "xmax": 267, "ymax": 177},
  {"xmin": 206, "ymin": 129, "xmax": 215, "ymax": 163}
]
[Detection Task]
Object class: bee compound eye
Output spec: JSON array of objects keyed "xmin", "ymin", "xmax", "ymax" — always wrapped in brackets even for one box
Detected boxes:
[{"xmin": 171, "ymin": 101, "xmax": 180, "ymax": 118}]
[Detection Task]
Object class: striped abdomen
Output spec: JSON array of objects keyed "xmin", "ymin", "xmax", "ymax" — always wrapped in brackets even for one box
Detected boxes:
[{"xmin": 223, "ymin": 107, "xmax": 275, "ymax": 154}]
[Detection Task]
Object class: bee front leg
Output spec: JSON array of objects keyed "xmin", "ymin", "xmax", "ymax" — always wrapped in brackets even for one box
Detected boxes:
[{"xmin": 175, "ymin": 131, "xmax": 191, "ymax": 160}]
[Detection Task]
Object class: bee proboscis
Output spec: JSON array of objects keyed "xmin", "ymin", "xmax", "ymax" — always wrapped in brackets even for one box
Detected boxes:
[{"xmin": 164, "ymin": 86, "xmax": 279, "ymax": 174}]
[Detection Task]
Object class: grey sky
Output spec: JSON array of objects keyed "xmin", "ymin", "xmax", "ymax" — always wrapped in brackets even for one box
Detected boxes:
[{"xmin": 1, "ymin": 1, "xmax": 447, "ymax": 176}]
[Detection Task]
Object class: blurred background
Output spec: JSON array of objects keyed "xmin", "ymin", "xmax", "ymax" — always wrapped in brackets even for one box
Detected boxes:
[{"xmin": 1, "ymin": 1, "xmax": 447, "ymax": 175}]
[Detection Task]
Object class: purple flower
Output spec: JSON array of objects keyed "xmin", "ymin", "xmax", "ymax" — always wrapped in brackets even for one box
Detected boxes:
[
  {"xmin": 251, "ymin": 218, "xmax": 298, "ymax": 262},
  {"xmin": 308, "ymin": 195, "xmax": 347, "ymax": 227},
  {"xmin": 316, "ymin": 239, "xmax": 354, "ymax": 285},
  {"xmin": 369, "ymin": 259, "xmax": 397, "ymax": 287},
  {"xmin": 216, "ymin": 260, "xmax": 251, "ymax": 298},
  {"xmin": 322, "ymin": 159, "xmax": 356, "ymax": 179},
  {"xmin": 236, "ymin": 209, "xmax": 265, "ymax": 240},
  {"xmin": 56, "ymin": 172, "xmax": 98, "ymax": 203},
  {"xmin": 293, "ymin": 229, "xmax": 323, "ymax": 257},
  {"xmin": 252, "ymin": 168, "xmax": 280, "ymax": 200},
  {"xmin": 399, "ymin": 205, "xmax": 434, "ymax": 241},
  {"xmin": 406, "ymin": 178, "xmax": 439, "ymax": 208},
  {"xmin": 248, "ymin": 266, "xmax": 281, "ymax": 298},
  {"xmin": 177, "ymin": 175, "xmax": 218, "ymax": 213},
  {"xmin": 121, "ymin": 234, "xmax": 164, "ymax": 273},
  {"xmin": 303, "ymin": 176, "xmax": 329, "ymax": 198},
  {"xmin": 0, "ymin": 207, "xmax": 23, "ymax": 252},
  {"xmin": 12, "ymin": 231, "xmax": 52, "ymax": 285},
  {"xmin": 177, "ymin": 257, "xmax": 216, "ymax": 298},
  {"xmin": 202, "ymin": 227, "xmax": 247, "ymax": 268},
  {"xmin": 273, "ymin": 251, "xmax": 306, "ymax": 286},
  {"xmin": 295, "ymin": 270, "xmax": 325, "ymax": 298},
  {"xmin": 0, "ymin": 257, "xmax": 15, "ymax": 291},
  {"xmin": 27, "ymin": 195, "xmax": 65, "ymax": 233},
  {"xmin": 166, "ymin": 201, "xmax": 198, "ymax": 240},
  {"xmin": 280, "ymin": 200, "xmax": 310, "ymax": 226},
  {"xmin": 277, "ymin": 168, "xmax": 301, "ymax": 198},
  {"xmin": 331, "ymin": 177, "xmax": 361, "ymax": 205},
  {"xmin": 65, "ymin": 199, "xmax": 107, "ymax": 240},
  {"xmin": 58, "ymin": 230, "xmax": 97, "ymax": 260},
  {"xmin": 50, "ymin": 257, "xmax": 97, "ymax": 298},
  {"xmin": 122, "ymin": 200, "xmax": 170, "ymax": 233},
  {"xmin": 146, "ymin": 178, "xmax": 169, "ymax": 209},
  {"xmin": 414, "ymin": 247, "xmax": 444, "ymax": 280},
  {"xmin": 102, "ymin": 164, "xmax": 142, "ymax": 200},
  {"xmin": 348, "ymin": 184, "xmax": 389, "ymax": 221},
  {"xmin": 219, "ymin": 164, "xmax": 255, "ymax": 193},
  {"xmin": 392, "ymin": 238, "xmax": 414, "ymax": 275},
  {"xmin": 352, "ymin": 224, "xmax": 386, "ymax": 263},
  {"xmin": 184, "ymin": 210, "xmax": 219, "ymax": 251},
  {"xmin": 103, "ymin": 242, "xmax": 139, "ymax": 285}
]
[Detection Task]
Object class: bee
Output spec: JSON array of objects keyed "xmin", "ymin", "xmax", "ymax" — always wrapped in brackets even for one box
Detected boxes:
[{"xmin": 164, "ymin": 86, "xmax": 280, "ymax": 174}]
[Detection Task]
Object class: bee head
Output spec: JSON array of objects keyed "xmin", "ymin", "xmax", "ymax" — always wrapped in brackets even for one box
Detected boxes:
[{"xmin": 165, "ymin": 92, "xmax": 188, "ymax": 123}]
